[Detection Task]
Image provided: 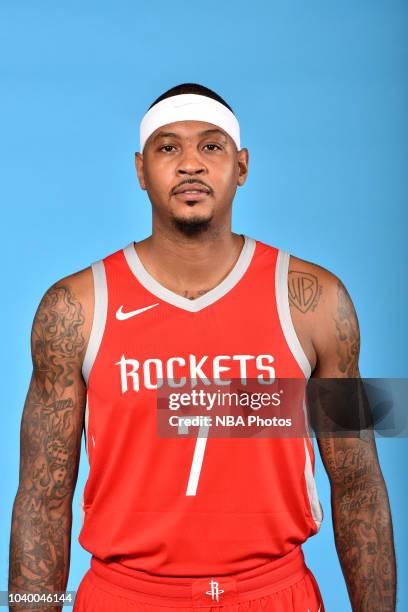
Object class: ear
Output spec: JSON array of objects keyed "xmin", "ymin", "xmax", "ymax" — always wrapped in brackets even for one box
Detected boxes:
[
  {"xmin": 236, "ymin": 148, "xmax": 249, "ymax": 187},
  {"xmin": 135, "ymin": 152, "xmax": 146, "ymax": 190}
]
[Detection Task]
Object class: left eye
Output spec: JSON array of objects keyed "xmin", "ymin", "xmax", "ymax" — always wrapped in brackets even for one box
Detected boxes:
[{"xmin": 204, "ymin": 143, "xmax": 221, "ymax": 151}]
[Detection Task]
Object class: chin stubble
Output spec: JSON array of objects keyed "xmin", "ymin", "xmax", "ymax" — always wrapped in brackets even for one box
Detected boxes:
[{"xmin": 171, "ymin": 214, "xmax": 213, "ymax": 237}]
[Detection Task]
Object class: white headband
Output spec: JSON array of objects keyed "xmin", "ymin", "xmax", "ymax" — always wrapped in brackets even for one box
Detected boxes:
[{"xmin": 139, "ymin": 93, "xmax": 240, "ymax": 152}]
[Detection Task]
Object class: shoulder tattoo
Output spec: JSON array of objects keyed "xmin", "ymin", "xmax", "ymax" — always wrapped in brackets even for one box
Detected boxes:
[{"xmin": 288, "ymin": 270, "xmax": 322, "ymax": 313}]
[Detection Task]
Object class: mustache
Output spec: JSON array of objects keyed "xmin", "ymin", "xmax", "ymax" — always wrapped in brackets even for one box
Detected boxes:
[{"xmin": 171, "ymin": 178, "xmax": 213, "ymax": 195}]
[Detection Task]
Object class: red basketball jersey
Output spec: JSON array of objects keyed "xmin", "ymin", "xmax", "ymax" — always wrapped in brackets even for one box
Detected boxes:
[{"xmin": 78, "ymin": 235, "xmax": 323, "ymax": 577}]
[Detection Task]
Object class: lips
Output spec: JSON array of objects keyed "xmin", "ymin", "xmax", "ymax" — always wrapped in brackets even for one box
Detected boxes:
[
  {"xmin": 173, "ymin": 191, "xmax": 210, "ymax": 204},
  {"xmin": 173, "ymin": 183, "xmax": 211, "ymax": 195}
]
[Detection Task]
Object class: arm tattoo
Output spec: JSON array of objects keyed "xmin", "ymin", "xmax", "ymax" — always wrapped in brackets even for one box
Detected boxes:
[
  {"xmin": 9, "ymin": 285, "xmax": 86, "ymax": 610},
  {"xmin": 288, "ymin": 270, "xmax": 322, "ymax": 313},
  {"xmin": 316, "ymin": 280, "xmax": 396, "ymax": 610},
  {"xmin": 320, "ymin": 436, "xmax": 396, "ymax": 611},
  {"xmin": 334, "ymin": 281, "xmax": 360, "ymax": 376}
]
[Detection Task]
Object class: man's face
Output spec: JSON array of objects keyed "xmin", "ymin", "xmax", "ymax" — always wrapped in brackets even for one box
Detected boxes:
[{"xmin": 135, "ymin": 120, "xmax": 248, "ymax": 236}]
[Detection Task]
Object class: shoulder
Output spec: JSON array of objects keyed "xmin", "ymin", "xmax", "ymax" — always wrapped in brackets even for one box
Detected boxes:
[
  {"xmin": 31, "ymin": 265, "xmax": 94, "ymax": 370},
  {"xmin": 287, "ymin": 253, "xmax": 360, "ymax": 377},
  {"xmin": 288, "ymin": 254, "xmax": 339, "ymax": 311},
  {"xmin": 36, "ymin": 265, "xmax": 94, "ymax": 319},
  {"xmin": 31, "ymin": 243, "xmax": 127, "ymax": 365},
  {"xmin": 288, "ymin": 253, "xmax": 358, "ymax": 320}
]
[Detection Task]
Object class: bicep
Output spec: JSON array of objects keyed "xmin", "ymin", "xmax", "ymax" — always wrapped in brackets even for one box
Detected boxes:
[{"xmin": 312, "ymin": 275, "xmax": 361, "ymax": 378}]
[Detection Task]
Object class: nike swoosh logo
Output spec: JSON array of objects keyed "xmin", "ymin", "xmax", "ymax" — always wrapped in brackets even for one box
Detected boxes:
[
  {"xmin": 116, "ymin": 303, "xmax": 159, "ymax": 320},
  {"xmin": 174, "ymin": 101, "xmax": 201, "ymax": 108}
]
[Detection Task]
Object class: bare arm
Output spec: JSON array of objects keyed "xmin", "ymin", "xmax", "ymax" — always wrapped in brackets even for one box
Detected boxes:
[
  {"xmin": 8, "ymin": 274, "xmax": 91, "ymax": 611},
  {"xmin": 289, "ymin": 261, "xmax": 396, "ymax": 611}
]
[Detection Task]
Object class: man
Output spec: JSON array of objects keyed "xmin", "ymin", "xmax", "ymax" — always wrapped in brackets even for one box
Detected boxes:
[{"xmin": 9, "ymin": 83, "xmax": 396, "ymax": 611}]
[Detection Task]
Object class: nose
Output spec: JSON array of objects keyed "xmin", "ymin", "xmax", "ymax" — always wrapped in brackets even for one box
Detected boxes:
[{"xmin": 176, "ymin": 145, "xmax": 206, "ymax": 176}]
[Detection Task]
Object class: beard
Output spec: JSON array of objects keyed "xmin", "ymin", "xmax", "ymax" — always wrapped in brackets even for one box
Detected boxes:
[{"xmin": 170, "ymin": 211, "xmax": 214, "ymax": 237}]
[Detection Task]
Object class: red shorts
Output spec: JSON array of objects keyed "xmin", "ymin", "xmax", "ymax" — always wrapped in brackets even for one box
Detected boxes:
[{"xmin": 73, "ymin": 546, "xmax": 324, "ymax": 611}]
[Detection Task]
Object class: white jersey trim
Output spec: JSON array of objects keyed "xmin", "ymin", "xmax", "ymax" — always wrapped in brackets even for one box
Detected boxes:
[
  {"xmin": 82, "ymin": 260, "xmax": 108, "ymax": 385},
  {"xmin": 304, "ymin": 439, "xmax": 324, "ymax": 528},
  {"xmin": 275, "ymin": 250, "xmax": 312, "ymax": 380},
  {"xmin": 84, "ymin": 396, "xmax": 90, "ymax": 460},
  {"xmin": 275, "ymin": 250, "xmax": 322, "ymax": 529},
  {"xmin": 123, "ymin": 235, "xmax": 256, "ymax": 313}
]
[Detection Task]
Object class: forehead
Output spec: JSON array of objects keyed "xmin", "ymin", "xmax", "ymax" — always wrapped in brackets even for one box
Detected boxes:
[{"xmin": 146, "ymin": 120, "xmax": 231, "ymax": 145}]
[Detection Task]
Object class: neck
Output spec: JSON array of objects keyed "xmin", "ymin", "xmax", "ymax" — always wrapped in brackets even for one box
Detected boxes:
[{"xmin": 134, "ymin": 225, "xmax": 245, "ymax": 297}]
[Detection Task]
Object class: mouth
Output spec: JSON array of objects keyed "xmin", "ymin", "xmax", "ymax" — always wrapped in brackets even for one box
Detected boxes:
[
  {"xmin": 173, "ymin": 191, "xmax": 210, "ymax": 204},
  {"xmin": 172, "ymin": 183, "xmax": 211, "ymax": 204}
]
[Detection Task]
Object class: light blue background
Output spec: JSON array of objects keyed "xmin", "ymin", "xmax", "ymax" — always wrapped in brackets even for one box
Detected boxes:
[{"xmin": 1, "ymin": 2, "xmax": 407, "ymax": 610}]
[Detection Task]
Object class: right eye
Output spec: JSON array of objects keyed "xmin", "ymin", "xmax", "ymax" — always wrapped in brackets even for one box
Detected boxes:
[{"xmin": 159, "ymin": 145, "xmax": 177, "ymax": 153}]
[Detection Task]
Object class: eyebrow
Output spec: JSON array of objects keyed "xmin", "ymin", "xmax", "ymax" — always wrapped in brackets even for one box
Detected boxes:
[{"xmin": 152, "ymin": 128, "xmax": 228, "ymax": 142}]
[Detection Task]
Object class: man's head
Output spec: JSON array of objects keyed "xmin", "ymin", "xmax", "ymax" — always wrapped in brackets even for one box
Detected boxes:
[{"xmin": 135, "ymin": 83, "xmax": 248, "ymax": 237}]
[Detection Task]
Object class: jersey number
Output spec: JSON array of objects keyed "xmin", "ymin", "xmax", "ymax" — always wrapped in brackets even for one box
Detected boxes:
[{"xmin": 185, "ymin": 424, "xmax": 210, "ymax": 496}]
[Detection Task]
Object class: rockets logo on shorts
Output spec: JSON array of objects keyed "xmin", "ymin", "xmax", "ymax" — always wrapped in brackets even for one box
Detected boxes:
[
  {"xmin": 78, "ymin": 235, "xmax": 323, "ymax": 577},
  {"xmin": 206, "ymin": 580, "xmax": 224, "ymax": 602}
]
